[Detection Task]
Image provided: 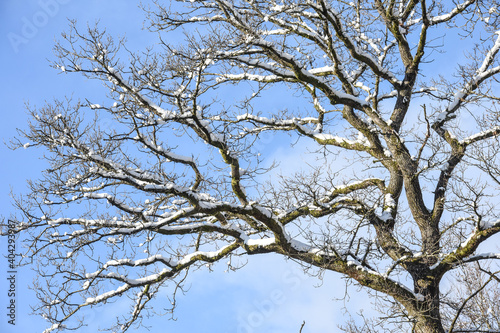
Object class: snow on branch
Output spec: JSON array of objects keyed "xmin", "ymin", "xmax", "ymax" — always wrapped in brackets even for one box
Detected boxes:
[
  {"xmin": 436, "ymin": 222, "xmax": 500, "ymax": 272},
  {"xmin": 236, "ymin": 113, "xmax": 372, "ymax": 150},
  {"xmin": 479, "ymin": 219, "xmax": 500, "ymax": 230},
  {"xmin": 429, "ymin": 0, "xmax": 476, "ymax": 25},
  {"xmin": 433, "ymin": 32, "xmax": 500, "ymax": 130},
  {"xmin": 71, "ymin": 241, "xmax": 240, "ymax": 325},
  {"xmin": 321, "ymin": 178, "xmax": 385, "ymax": 204},
  {"xmin": 460, "ymin": 126, "xmax": 500, "ymax": 145},
  {"xmin": 463, "ymin": 252, "xmax": 500, "ymax": 263},
  {"xmin": 379, "ymin": 193, "xmax": 397, "ymax": 222},
  {"xmin": 310, "ymin": 0, "xmax": 402, "ymax": 87}
]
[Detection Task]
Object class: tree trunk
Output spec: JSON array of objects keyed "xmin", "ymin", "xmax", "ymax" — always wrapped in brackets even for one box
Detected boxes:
[
  {"xmin": 413, "ymin": 294, "xmax": 445, "ymax": 333},
  {"xmin": 414, "ymin": 317, "xmax": 445, "ymax": 333},
  {"xmin": 411, "ymin": 266, "xmax": 445, "ymax": 333}
]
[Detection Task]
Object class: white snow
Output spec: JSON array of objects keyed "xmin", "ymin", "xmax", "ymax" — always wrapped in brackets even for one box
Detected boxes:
[
  {"xmin": 379, "ymin": 193, "xmax": 396, "ymax": 222},
  {"xmin": 479, "ymin": 219, "xmax": 500, "ymax": 229},
  {"xmin": 430, "ymin": 0, "xmax": 475, "ymax": 24},
  {"xmin": 290, "ymin": 239, "xmax": 314, "ymax": 252},
  {"xmin": 42, "ymin": 323, "xmax": 61, "ymax": 333},
  {"xmin": 246, "ymin": 237, "xmax": 276, "ymax": 247},
  {"xmin": 385, "ymin": 194, "xmax": 395, "ymax": 208},
  {"xmin": 461, "ymin": 126, "xmax": 500, "ymax": 145},
  {"xmin": 460, "ymin": 231, "xmax": 477, "ymax": 248},
  {"xmin": 434, "ymin": 31, "xmax": 500, "ymax": 127},
  {"xmin": 176, "ymin": 244, "xmax": 234, "ymax": 266},
  {"xmin": 86, "ymin": 284, "xmax": 129, "ymax": 304}
]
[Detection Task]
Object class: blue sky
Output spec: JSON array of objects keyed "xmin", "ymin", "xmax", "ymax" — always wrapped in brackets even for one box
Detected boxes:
[{"xmin": 0, "ymin": 1, "xmax": 364, "ymax": 332}]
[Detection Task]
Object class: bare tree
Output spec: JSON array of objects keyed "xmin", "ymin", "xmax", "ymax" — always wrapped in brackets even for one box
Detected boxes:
[
  {"xmin": 5, "ymin": 1, "xmax": 500, "ymax": 332},
  {"xmin": 441, "ymin": 262, "xmax": 500, "ymax": 333}
]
